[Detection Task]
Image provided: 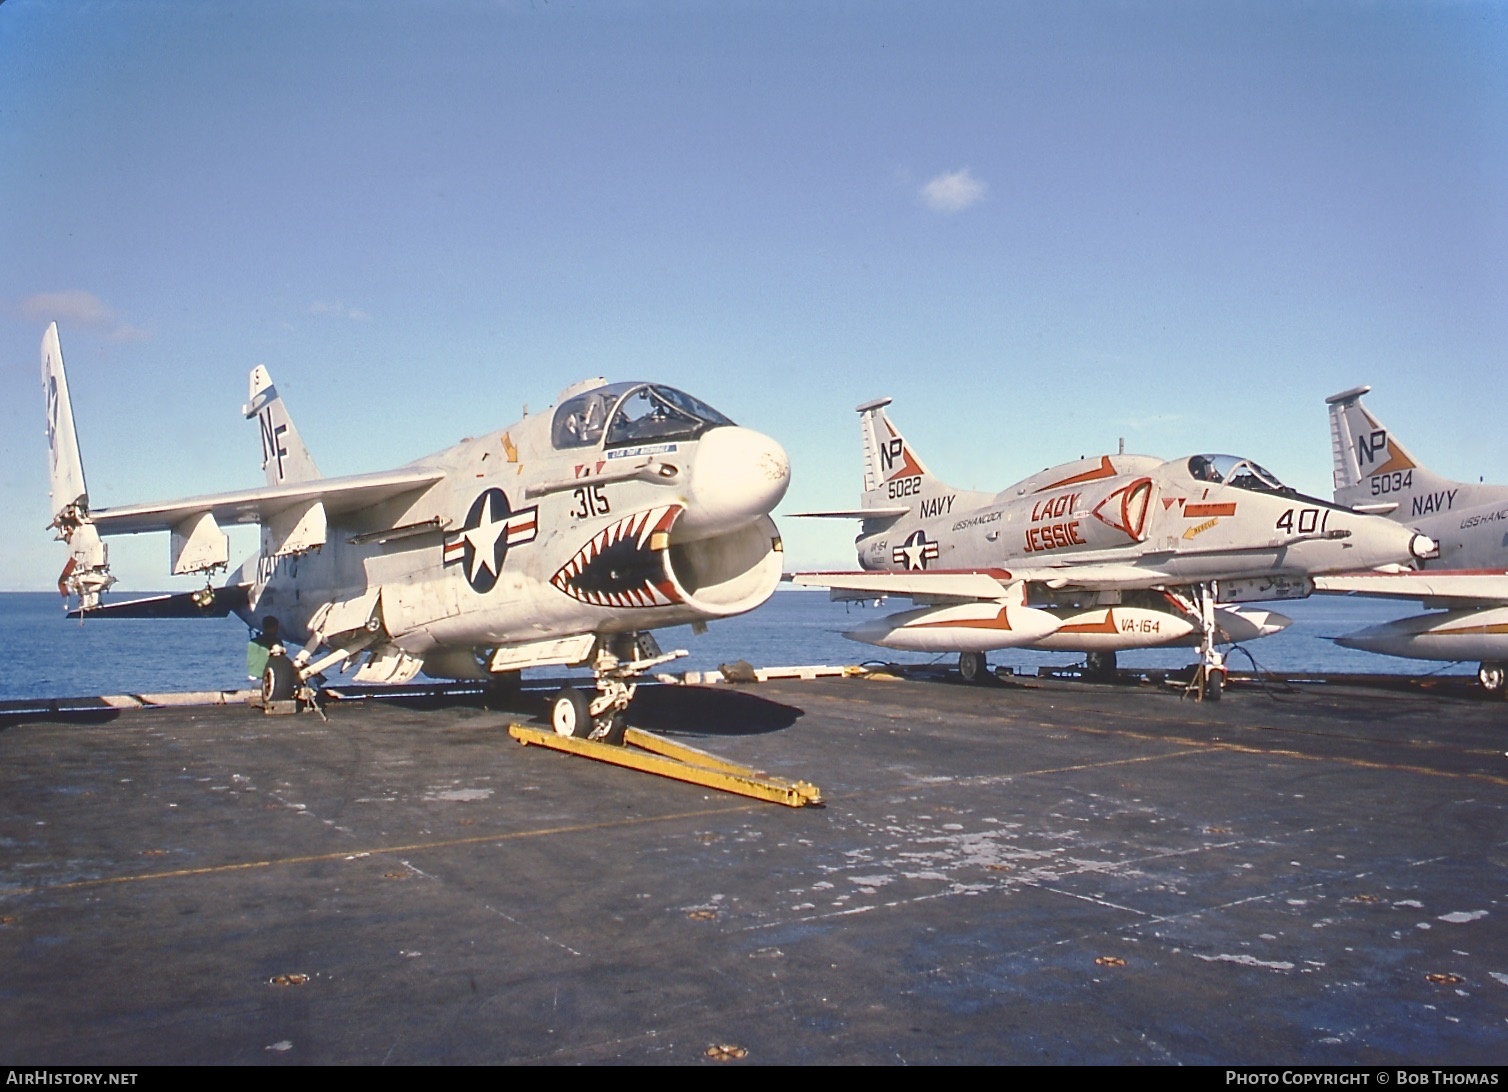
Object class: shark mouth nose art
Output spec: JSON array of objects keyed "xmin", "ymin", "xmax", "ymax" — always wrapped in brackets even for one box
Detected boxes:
[{"xmin": 550, "ymin": 505, "xmax": 684, "ymax": 608}]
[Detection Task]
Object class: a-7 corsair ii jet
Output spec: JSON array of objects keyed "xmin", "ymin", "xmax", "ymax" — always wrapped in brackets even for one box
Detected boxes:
[
  {"xmin": 793, "ymin": 397, "xmax": 1434, "ymax": 698},
  {"xmin": 42, "ymin": 323, "xmax": 789, "ymax": 735},
  {"xmin": 1320, "ymin": 386, "xmax": 1508, "ymax": 696}
]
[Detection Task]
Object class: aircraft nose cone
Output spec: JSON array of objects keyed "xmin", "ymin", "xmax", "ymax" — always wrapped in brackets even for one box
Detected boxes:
[
  {"xmin": 677, "ymin": 426, "xmax": 791, "ymax": 537},
  {"xmin": 842, "ymin": 618, "xmax": 890, "ymax": 645},
  {"xmin": 1255, "ymin": 610, "xmax": 1293, "ymax": 638},
  {"xmin": 1333, "ymin": 628, "xmax": 1387, "ymax": 654}
]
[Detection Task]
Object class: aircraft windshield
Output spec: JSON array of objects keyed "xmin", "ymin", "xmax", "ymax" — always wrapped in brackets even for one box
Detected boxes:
[
  {"xmin": 1186, "ymin": 454, "xmax": 1289, "ymax": 493},
  {"xmin": 552, "ymin": 383, "xmax": 735, "ymax": 450}
]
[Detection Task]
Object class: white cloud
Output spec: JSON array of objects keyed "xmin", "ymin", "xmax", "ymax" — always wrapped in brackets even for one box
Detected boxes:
[
  {"xmin": 18, "ymin": 290, "xmax": 149, "ymax": 341},
  {"xmin": 307, "ymin": 300, "xmax": 372, "ymax": 322},
  {"xmin": 920, "ymin": 168, "xmax": 987, "ymax": 214},
  {"xmin": 1117, "ymin": 413, "xmax": 1185, "ymax": 431}
]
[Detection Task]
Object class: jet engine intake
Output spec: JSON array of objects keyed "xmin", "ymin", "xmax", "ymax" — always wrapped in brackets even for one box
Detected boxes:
[{"xmin": 665, "ymin": 512, "xmax": 785, "ymax": 617}]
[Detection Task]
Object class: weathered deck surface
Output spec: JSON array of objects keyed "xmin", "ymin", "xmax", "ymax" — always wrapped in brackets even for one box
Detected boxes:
[{"xmin": 2, "ymin": 673, "xmax": 1505, "ymax": 1064}]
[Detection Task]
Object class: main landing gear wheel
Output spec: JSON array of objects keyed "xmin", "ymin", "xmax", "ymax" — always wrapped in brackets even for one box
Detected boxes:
[
  {"xmin": 1085, "ymin": 650, "xmax": 1117, "ymax": 681},
  {"xmin": 1478, "ymin": 662, "xmax": 1507, "ymax": 698},
  {"xmin": 958, "ymin": 651, "xmax": 989, "ymax": 685},
  {"xmin": 551, "ymin": 687, "xmax": 593, "ymax": 739},
  {"xmin": 262, "ymin": 655, "xmax": 297, "ymax": 703}
]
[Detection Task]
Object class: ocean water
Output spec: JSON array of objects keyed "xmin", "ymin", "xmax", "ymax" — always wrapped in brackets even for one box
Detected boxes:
[{"xmin": 0, "ymin": 588, "xmax": 1468, "ymax": 702}]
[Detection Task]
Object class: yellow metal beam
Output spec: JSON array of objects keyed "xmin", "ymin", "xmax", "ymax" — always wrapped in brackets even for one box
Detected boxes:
[{"xmin": 508, "ymin": 723, "xmax": 823, "ymax": 808}]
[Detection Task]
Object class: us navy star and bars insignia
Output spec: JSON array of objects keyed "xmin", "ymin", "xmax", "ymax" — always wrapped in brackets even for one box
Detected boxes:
[
  {"xmin": 444, "ymin": 488, "xmax": 538, "ymax": 593},
  {"xmin": 893, "ymin": 529, "xmax": 939, "ymax": 570}
]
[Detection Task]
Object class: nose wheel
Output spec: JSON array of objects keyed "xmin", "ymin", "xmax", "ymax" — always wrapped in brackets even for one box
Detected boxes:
[
  {"xmin": 1478, "ymin": 662, "xmax": 1507, "ymax": 698},
  {"xmin": 551, "ymin": 687, "xmax": 592, "ymax": 737},
  {"xmin": 551, "ymin": 686, "xmax": 627, "ymax": 745},
  {"xmin": 549, "ymin": 634, "xmax": 686, "ymax": 744}
]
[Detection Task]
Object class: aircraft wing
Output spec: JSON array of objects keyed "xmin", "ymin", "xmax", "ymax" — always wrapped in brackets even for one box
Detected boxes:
[
  {"xmin": 791, "ymin": 562, "xmax": 1176, "ymax": 603},
  {"xmin": 1315, "ymin": 569, "xmax": 1508, "ymax": 609},
  {"xmin": 87, "ymin": 467, "xmax": 446, "ymax": 535}
]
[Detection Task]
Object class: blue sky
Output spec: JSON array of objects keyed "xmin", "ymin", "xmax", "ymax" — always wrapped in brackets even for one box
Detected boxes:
[{"xmin": 3, "ymin": 0, "xmax": 1506, "ymax": 591}]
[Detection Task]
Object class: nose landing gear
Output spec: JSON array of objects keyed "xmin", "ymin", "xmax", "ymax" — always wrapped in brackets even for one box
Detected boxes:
[
  {"xmin": 549, "ymin": 633, "xmax": 685, "ymax": 744},
  {"xmin": 1184, "ymin": 583, "xmax": 1226, "ymax": 702}
]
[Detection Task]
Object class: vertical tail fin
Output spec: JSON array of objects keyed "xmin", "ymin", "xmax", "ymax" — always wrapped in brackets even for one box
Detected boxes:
[
  {"xmin": 243, "ymin": 365, "xmax": 321, "ymax": 485},
  {"xmin": 856, "ymin": 397, "xmax": 965, "ymax": 515},
  {"xmin": 40, "ymin": 323, "xmax": 113, "ymax": 606},
  {"xmin": 1326, "ymin": 385, "xmax": 1448, "ymax": 515},
  {"xmin": 41, "ymin": 322, "xmax": 90, "ymax": 524}
]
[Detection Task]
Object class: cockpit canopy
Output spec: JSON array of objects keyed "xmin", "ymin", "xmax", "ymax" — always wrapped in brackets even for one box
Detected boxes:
[
  {"xmin": 1186, "ymin": 454, "xmax": 1290, "ymax": 494},
  {"xmin": 552, "ymin": 382, "xmax": 736, "ymax": 450}
]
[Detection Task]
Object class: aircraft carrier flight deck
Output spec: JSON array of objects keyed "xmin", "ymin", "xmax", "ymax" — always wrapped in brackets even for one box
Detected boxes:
[{"xmin": 2, "ymin": 671, "xmax": 1505, "ymax": 1065}]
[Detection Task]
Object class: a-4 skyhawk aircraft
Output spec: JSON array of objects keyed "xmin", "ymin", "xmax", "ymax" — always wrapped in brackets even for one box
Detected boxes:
[
  {"xmin": 1320, "ymin": 386, "xmax": 1508, "ymax": 696},
  {"xmin": 792, "ymin": 397, "xmax": 1435, "ymax": 699},
  {"xmin": 41, "ymin": 322, "xmax": 789, "ymax": 735}
]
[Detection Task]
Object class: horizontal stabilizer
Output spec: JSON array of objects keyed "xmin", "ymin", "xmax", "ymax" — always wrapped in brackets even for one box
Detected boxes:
[
  {"xmin": 789, "ymin": 507, "xmax": 911, "ymax": 520},
  {"xmin": 65, "ymin": 584, "xmax": 250, "ymax": 620}
]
